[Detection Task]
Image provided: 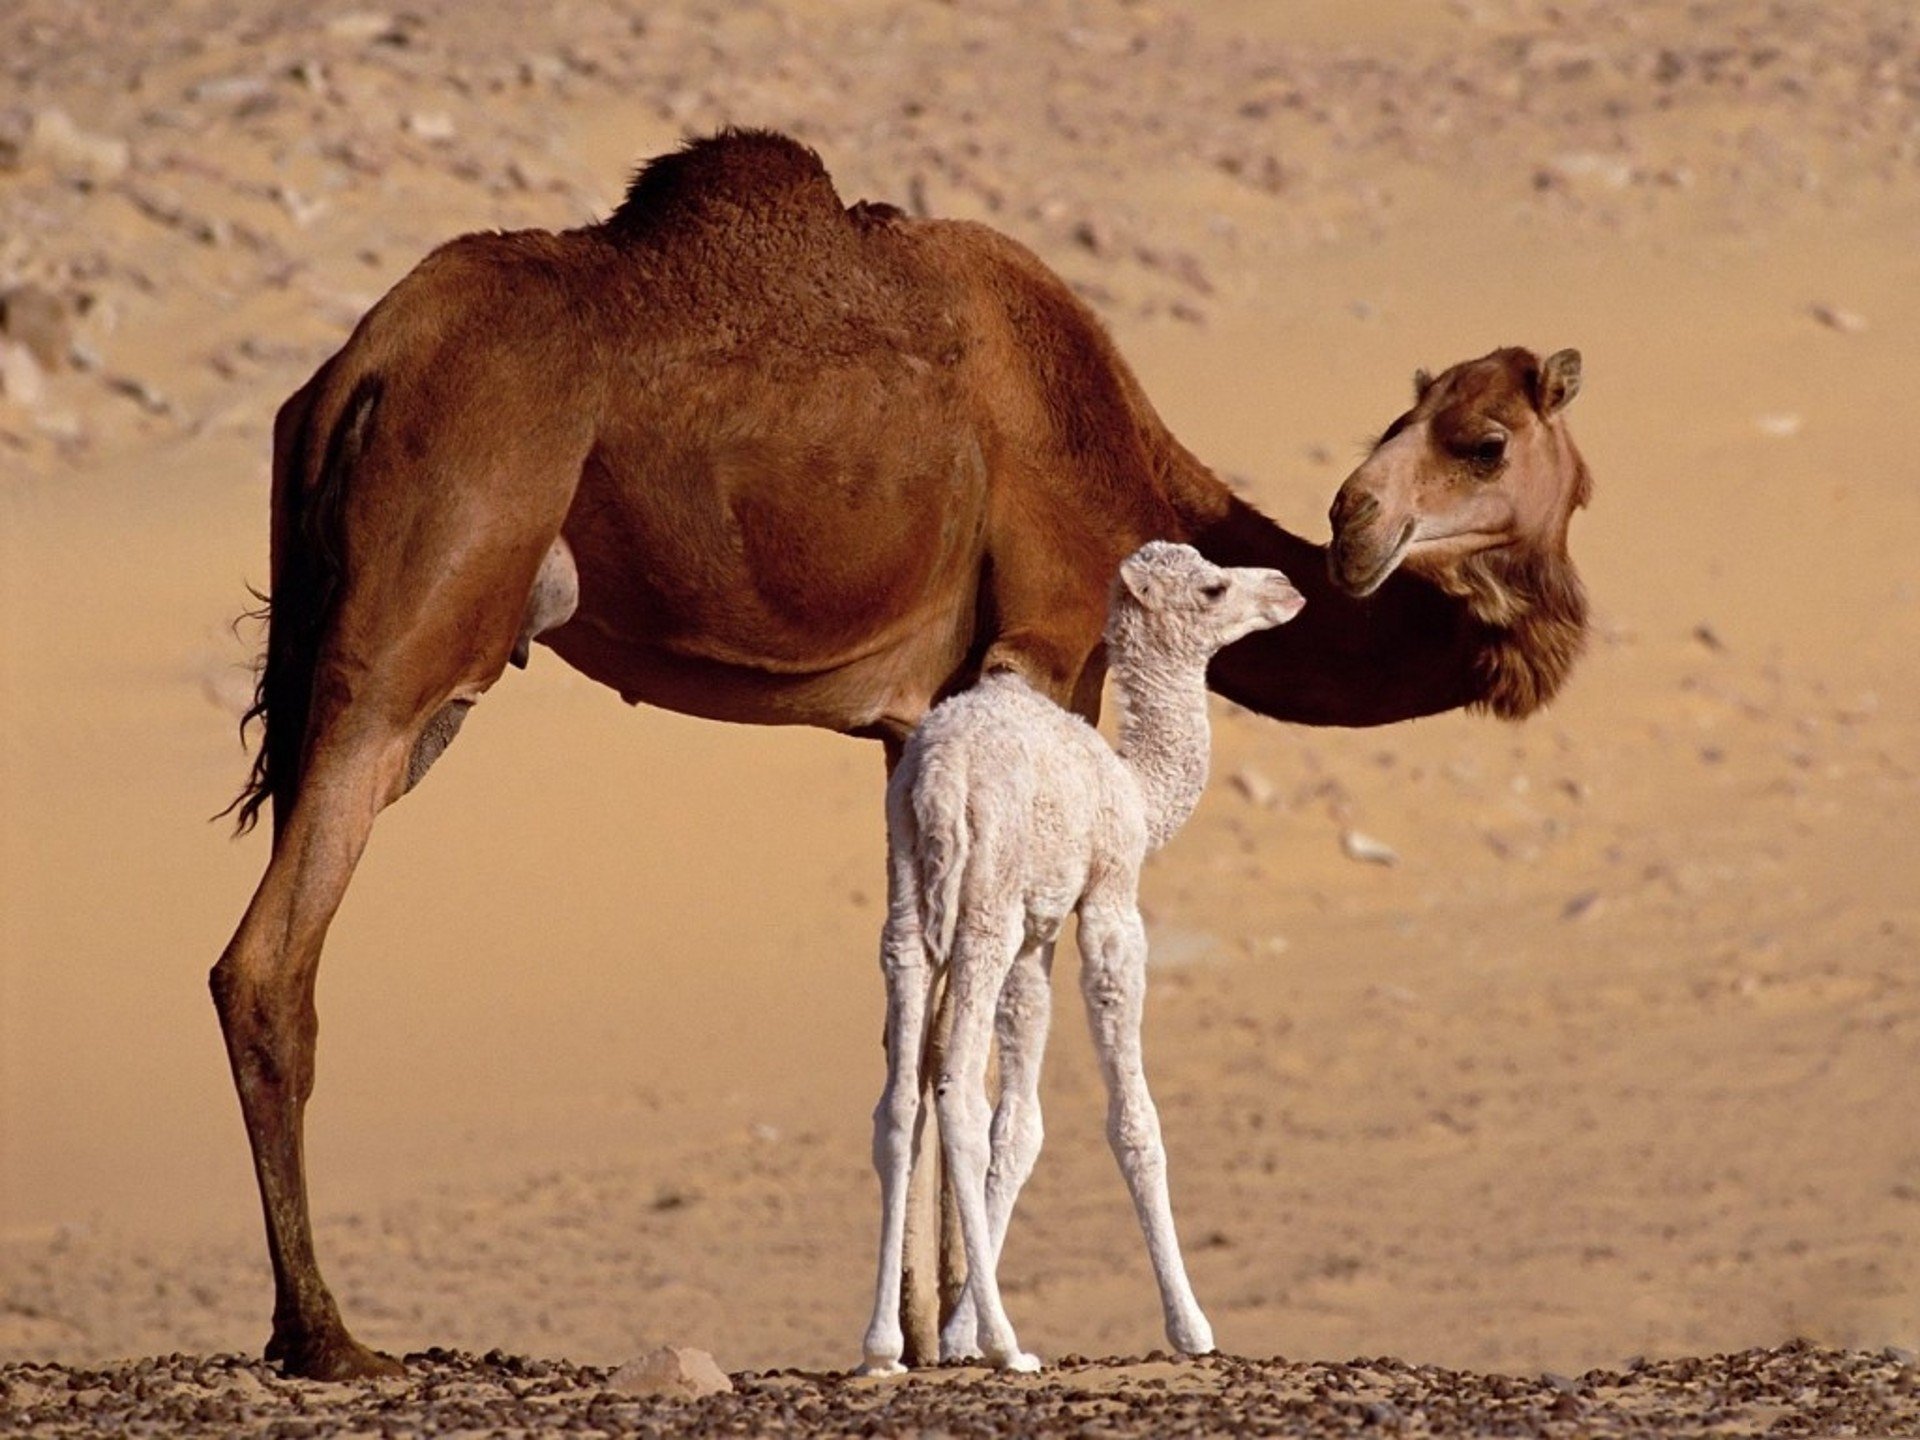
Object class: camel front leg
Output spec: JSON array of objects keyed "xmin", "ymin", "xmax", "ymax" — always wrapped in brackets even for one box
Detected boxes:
[{"xmin": 1078, "ymin": 902, "xmax": 1214, "ymax": 1357}]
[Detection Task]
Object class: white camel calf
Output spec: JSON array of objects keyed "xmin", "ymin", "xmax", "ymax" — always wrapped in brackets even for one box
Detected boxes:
[{"xmin": 860, "ymin": 541, "xmax": 1306, "ymax": 1374}]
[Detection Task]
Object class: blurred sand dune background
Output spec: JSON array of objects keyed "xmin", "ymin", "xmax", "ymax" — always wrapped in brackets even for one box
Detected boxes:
[{"xmin": 2, "ymin": 0, "xmax": 1917, "ymax": 1380}]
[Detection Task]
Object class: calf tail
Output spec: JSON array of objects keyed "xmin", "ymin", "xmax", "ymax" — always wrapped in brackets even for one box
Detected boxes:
[{"xmin": 910, "ymin": 747, "xmax": 971, "ymax": 968}]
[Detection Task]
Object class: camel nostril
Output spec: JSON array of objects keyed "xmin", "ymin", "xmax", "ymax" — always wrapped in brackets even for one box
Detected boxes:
[{"xmin": 1331, "ymin": 488, "xmax": 1379, "ymax": 532}]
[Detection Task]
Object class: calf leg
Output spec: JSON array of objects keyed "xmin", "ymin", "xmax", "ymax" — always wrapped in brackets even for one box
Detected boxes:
[
  {"xmin": 860, "ymin": 846, "xmax": 935, "ymax": 1375},
  {"xmin": 935, "ymin": 922, "xmax": 1037, "ymax": 1372},
  {"xmin": 940, "ymin": 939, "xmax": 1052, "ymax": 1361},
  {"xmin": 1078, "ymin": 900, "xmax": 1214, "ymax": 1357}
]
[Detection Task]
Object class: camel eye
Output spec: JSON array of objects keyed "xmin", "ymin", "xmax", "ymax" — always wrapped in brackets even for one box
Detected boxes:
[
  {"xmin": 1467, "ymin": 434, "xmax": 1507, "ymax": 469},
  {"xmin": 1200, "ymin": 581, "xmax": 1228, "ymax": 602}
]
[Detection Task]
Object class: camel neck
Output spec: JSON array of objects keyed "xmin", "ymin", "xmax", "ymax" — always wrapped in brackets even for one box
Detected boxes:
[{"xmin": 1111, "ymin": 645, "xmax": 1214, "ymax": 852}]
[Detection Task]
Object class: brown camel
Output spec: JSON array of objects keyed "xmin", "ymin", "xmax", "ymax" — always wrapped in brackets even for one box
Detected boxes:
[{"xmin": 212, "ymin": 128, "xmax": 1592, "ymax": 1381}]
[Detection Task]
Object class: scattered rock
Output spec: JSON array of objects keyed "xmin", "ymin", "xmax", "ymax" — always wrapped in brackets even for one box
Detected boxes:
[
  {"xmin": 1754, "ymin": 412, "xmax": 1803, "ymax": 438},
  {"xmin": 607, "ymin": 1346, "xmax": 732, "ymax": 1399},
  {"xmin": 1561, "ymin": 890, "xmax": 1603, "ymax": 921},
  {"xmin": 105, "ymin": 374, "xmax": 172, "ymax": 415},
  {"xmin": 187, "ymin": 75, "xmax": 275, "ymax": 106},
  {"xmin": 25, "ymin": 108, "xmax": 129, "ymax": 184},
  {"xmin": 1534, "ymin": 150, "xmax": 1634, "ymax": 192},
  {"xmin": 1230, "ymin": 767, "xmax": 1276, "ymax": 808},
  {"xmin": 0, "ymin": 340, "xmax": 47, "ymax": 408},
  {"xmin": 327, "ymin": 11, "xmax": 406, "ymax": 44},
  {"xmin": 1, "ymin": 283, "xmax": 73, "ymax": 371},
  {"xmin": 404, "ymin": 111, "xmax": 457, "ymax": 143},
  {"xmin": 1809, "ymin": 302, "xmax": 1866, "ymax": 333},
  {"xmin": 1340, "ymin": 829, "xmax": 1398, "ymax": 866}
]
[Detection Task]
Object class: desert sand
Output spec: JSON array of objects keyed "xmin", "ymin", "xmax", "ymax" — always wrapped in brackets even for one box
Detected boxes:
[{"xmin": 2, "ymin": 0, "xmax": 1917, "ymax": 1434}]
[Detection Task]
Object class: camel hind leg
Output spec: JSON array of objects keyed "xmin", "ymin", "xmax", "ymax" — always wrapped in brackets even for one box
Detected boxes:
[{"xmin": 213, "ymin": 369, "xmax": 584, "ymax": 1378}]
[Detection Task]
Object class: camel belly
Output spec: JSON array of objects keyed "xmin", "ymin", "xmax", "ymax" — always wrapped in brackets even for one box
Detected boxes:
[{"xmin": 540, "ymin": 598, "xmax": 977, "ymax": 735}]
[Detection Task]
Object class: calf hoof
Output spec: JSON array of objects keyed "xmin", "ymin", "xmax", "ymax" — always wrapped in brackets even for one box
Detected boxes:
[{"xmin": 1170, "ymin": 1317, "xmax": 1216, "ymax": 1358}]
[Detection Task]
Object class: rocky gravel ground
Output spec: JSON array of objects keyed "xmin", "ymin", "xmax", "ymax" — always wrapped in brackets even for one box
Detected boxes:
[{"xmin": 4, "ymin": 1342, "xmax": 1917, "ymax": 1438}]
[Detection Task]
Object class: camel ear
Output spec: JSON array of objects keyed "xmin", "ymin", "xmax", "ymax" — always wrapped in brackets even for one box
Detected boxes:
[
  {"xmin": 1413, "ymin": 367, "xmax": 1433, "ymax": 400},
  {"xmin": 1117, "ymin": 550, "xmax": 1163, "ymax": 608},
  {"xmin": 1537, "ymin": 348, "xmax": 1581, "ymax": 414}
]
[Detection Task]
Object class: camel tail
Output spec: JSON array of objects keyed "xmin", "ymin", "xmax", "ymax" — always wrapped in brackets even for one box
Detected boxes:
[
  {"xmin": 910, "ymin": 748, "xmax": 971, "ymax": 969},
  {"xmin": 223, "ymin": 369, "xmax": 384, "ymax": 837}
]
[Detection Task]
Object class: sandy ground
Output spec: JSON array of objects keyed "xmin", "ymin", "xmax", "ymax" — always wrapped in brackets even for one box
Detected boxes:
[{"xmin": 2, "ymin": 0, "xmax": 1918, "ymax": 1432}]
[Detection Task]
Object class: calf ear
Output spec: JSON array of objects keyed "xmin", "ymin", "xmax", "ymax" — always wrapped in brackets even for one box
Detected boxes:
[
  {"xmin": 1536, "ymin": 348, "xmax": 1582, "ymax": 414},
  {"xmin": 1118, "ymin": 550, "xmax": 1163, "ymax": 608}
]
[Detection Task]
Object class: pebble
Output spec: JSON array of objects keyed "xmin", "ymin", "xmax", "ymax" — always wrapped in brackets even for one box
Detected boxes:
[
  {"xmin": 26, "ymin": 108, "xmax": 130, "ymax": 184},
  {"xmin": 1, "ymin": 283, "xmax": 73, "ymax": 370},
  {"xmin": 0, "ymin": 339, "xmax": 47, "ymax": 408},
  {"xmin": 1229, "ymin": 767, "xmax": 1276, "ymax": 808},
  {"xmin": 607, "ymin": 1346, "xmax": 733, "ymax": 1400},
  {"xmin": 327, "ymin": 12, "xmax": 402, "ymax": 43},
  {"xmin": 404, "ymin": 111, "xmax": 457, "ymax": 143},
  {"xmin": 1339, "ymin": 829, "xmax": 1399, "ymax": 866},
  {"xmin": 1809, "ymin": 302, "xmax": 1867, "ymax": 333}
]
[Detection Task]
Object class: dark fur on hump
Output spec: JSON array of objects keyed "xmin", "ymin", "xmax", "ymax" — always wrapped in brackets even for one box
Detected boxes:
[{"xmin": 605, "ymin": 128, "xmax": 846, "ymax": 238}]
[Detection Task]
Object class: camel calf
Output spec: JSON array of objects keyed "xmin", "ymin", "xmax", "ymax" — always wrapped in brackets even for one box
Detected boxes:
[{"xmin": 861, "ymin": 542, "xmax": 1305, "ymax": 1373}]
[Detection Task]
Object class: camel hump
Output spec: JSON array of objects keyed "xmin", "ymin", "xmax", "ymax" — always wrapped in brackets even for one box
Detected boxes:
[{"xmin": 606, "ymin": 127, "xmax": 845, "ymax": 237}]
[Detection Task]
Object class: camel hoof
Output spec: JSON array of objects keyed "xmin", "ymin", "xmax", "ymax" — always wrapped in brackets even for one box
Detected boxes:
[
  {"xmin": 267, "ymin": 1329, "xmax": 406, "ymax": 1382},
  {"xmin": 1001, "ymin": 1351, "xmax": 1042, "ymax": 1374},
  {"xmin": 856, "ymin": 1357, "xmax": 908, "ymax": 1378}
]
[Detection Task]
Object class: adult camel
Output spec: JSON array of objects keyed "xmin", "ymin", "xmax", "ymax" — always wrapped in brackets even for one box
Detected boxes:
[{"xmin": 213, "ymin": 128, "xmax": 1592, "ymax": 1380}]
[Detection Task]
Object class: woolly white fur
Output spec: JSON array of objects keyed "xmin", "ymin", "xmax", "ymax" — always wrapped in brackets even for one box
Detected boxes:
[{"xmin": 859, "ymin": 541, "xmax": 1304, "ymax": 1374}]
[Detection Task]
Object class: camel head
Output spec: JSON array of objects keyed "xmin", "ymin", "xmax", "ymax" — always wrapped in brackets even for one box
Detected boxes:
[
  {"xmin": 1328, "ymin": 347, "xmax": 1589, "ymax": 604},
  {"xmin": 1327, "ymin": 347, "xmax": 1593, "ymax": 717}
]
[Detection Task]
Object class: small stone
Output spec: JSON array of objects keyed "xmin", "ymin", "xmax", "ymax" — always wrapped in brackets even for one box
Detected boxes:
[
  {"xmin": 1809, "ymin": 302, "xmax": 1866, "ymax": 334},
  {"xmin": 1536, "ymin": 150, "xmax": 1633, "ymax": 192},
  {"xmin": 107, "ymin": 374, "xmax": 172, "ymax": 414},
  {"xmin": 1340, "ymin": 829, "xmax": 1398, "ymax": 866},
  {"xmin": 1561, "ymin": 890, "xmax": 1602, "ymax": 921},
  {"xmin": 188, "ymin": 75, "xmax": 274, "ymax": 105},
  {"xmin": 1, "ymin": 340, "xmax": 46, "ymax": 407},
  {"xmin": 27, "ymin": 108, "xmax": 130, "ymax": 184},
  {"xmin": 1, "ymin": 283, "xmax": 73, "ymax": 370},
  {"xmin": 404, "ymin": 111, "xmax": 456, "ymax": 143},
  {"xmin": 327, "ymin": 11, "xmax": 401, "ymax": 43},
  {"xmin": 607, "ymin": 1346, "xmax": 732, "ymax": 1399},
  {"xmin": 1230, "ymin": 767, "xmax": 1276, "ymax": 808},
  {"xmin": 1755, "ymin": 412, "xmax": 1802, "ymax": 438}
]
